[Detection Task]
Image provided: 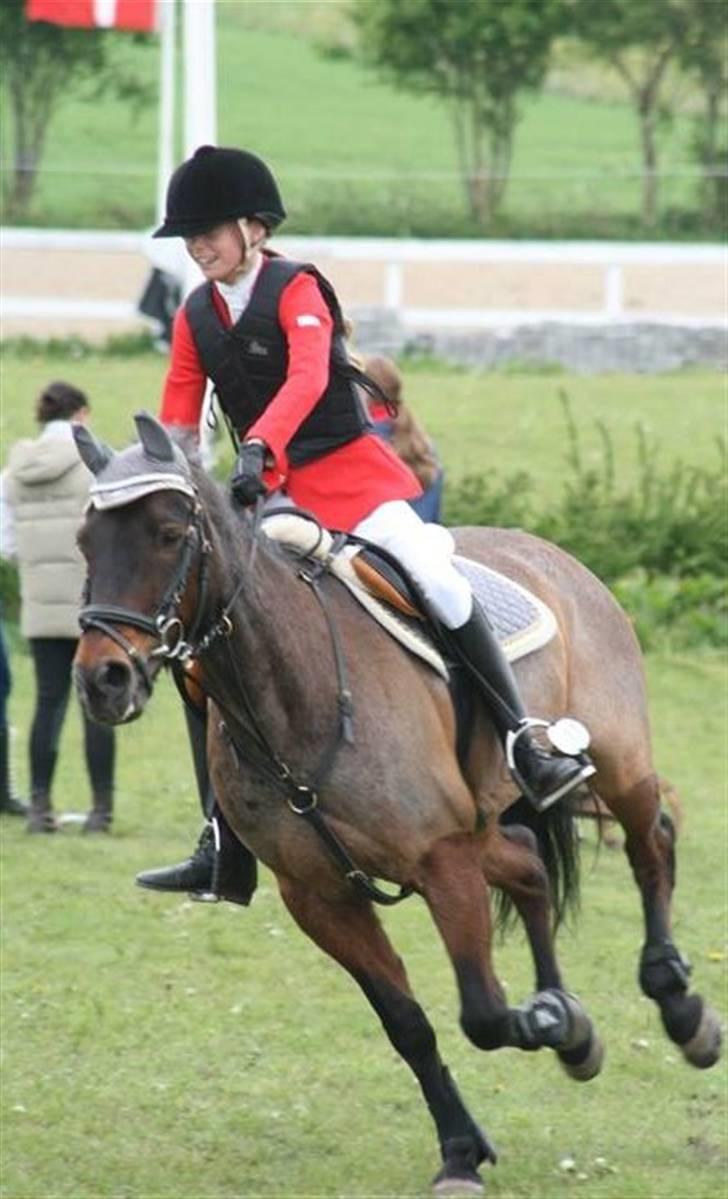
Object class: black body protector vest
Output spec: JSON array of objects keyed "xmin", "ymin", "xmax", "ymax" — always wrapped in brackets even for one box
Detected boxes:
[{"xmin": 185, "ymin": 256, "xmax": 380, "ymax": 466}]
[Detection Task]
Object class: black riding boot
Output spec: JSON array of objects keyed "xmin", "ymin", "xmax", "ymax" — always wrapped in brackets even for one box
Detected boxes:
[
  {"xmin": 0, "ymin": 722, "xmax": 28, "ymax": 816},
  {"xmin": 136, "ymin": 818, "xmax": 217, "ymax": 892},
  {"xmin": 135, "ymin": 703, "xmax": 257, "ymax": 906},
  {"xmin": 449, "ymin": 602, "xmax": 595, "ymax": 811}
]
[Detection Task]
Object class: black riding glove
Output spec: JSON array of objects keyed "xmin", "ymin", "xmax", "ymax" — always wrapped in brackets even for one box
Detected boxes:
[{"xmin": 230, "ymin": 441, "xmax": 268, "ymax": 507}]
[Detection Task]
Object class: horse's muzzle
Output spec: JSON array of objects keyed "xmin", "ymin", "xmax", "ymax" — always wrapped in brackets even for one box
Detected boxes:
[{"xmin": 73, "ymin": 657, "xmax": 146, "ymax": 725}]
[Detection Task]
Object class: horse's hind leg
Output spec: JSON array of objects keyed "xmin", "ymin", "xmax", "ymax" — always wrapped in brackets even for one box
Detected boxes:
[
  {"xmin": 277, "ymin": 877, "xmax": 496, "ymax": 1196},
  {"xmin": 606, "ymin": 772, "xmax": 721, "ymax": 1069},
  {"xmin": 418, "ymin": 832, "xmax": 602, "ymax": 1073},
  {"xmin": 487, "ymin": 823, "xmax": 604, "ymax": 1081}
]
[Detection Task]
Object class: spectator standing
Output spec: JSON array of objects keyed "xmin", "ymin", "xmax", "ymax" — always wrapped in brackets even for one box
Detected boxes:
[
  {"xmin": 362, "ymin": 354, "xmax": 444, "ymax": 523},
  {"xmin": 1, "ymin": 382, "xmax": 116, "ymax": 834}
]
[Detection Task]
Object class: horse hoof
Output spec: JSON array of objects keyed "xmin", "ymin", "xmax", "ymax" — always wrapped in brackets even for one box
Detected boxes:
[
  {"xmin": 680, "ymin": 1003, "xmax": 722, "ymax": 1069},
  {"xmin": 558, "ymin": 1029, "xmax": 605, "ymax": 1081},
  {"xmin": 554, "ymin": 992, "xmax": 604, "ymax": 1080},
  {"xmin": 432, "ymin": 1172, "xmax": 484, "ymax": 1197}
]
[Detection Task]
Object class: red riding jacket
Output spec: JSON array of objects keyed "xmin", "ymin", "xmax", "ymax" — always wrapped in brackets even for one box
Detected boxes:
[{"xmin": 159, "ymin": 258, "xmax": 421, "ymax": 530}]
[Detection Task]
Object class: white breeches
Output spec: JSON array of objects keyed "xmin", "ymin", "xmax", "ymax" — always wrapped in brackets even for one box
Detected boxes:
[{"xmin": 354, "ymin": 501, "xmax": 473, "ymax": 629}]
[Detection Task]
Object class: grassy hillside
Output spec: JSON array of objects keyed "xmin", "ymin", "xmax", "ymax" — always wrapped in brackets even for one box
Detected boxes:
[{"xmin": 1, "ymin": 3, "xmax": 703, "ymax": 236}]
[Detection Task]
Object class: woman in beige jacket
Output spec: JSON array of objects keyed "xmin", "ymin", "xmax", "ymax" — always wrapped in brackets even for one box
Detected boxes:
[{"xmin": 2, "ymin": 382, "xmax": 116, "ymax": 833}]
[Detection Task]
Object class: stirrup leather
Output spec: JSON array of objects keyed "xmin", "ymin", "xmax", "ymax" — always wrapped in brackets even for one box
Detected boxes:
[{"xmin": 188, "ymin": 816, "xmax": 221, "ymax": 904}]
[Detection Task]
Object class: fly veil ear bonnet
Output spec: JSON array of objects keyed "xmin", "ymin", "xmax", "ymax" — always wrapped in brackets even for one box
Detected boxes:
[{"xmin": 73, "ymin": 412, "xmax": 197, "ymax": 509}]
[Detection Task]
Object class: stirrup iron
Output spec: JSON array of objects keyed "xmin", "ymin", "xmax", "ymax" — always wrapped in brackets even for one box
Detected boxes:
[{"xmin": 505, "ymin": 717, "xmax": 591, "ymax": 772}]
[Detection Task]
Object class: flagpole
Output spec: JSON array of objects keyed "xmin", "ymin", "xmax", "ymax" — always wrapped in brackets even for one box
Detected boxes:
[
  {"xmin": 182, "ymin": 0, "xmax": 218, "ymax": 464},
  {"xmin": 182, "ymin": 0, "xmax": 217, "ymax": 297},
  {"xmin": 157, "ymin": 0, "xmax": 176, "ymax": 224},
  {"xmin": 182, "ymin": 0, "xmax": 217, "ymax": 156}
]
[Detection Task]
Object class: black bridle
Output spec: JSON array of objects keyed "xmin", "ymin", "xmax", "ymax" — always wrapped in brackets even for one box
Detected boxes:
[
  {"xmin": 78, "ymin": 489, "xmax": 411, "ymax": 907},
  {"xmin": 78, "ymin": 497, "xmax": 214, "ymax": 691}
]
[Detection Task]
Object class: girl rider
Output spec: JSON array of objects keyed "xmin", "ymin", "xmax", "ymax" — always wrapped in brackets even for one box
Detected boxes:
[{"xmin": 137, "ymin": 145, "xmax": 594, "ymax": 903}]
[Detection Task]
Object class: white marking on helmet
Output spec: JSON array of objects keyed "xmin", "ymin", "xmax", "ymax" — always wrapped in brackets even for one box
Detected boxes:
[{"xmin": 296, "ymin": 314, "xmax": 321, "ymax": 327}]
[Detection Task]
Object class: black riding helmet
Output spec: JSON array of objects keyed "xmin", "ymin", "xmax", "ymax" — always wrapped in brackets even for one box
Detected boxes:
[{"xmin": 153, "ymin": 145, "xmax": 286, "ymax": 239}]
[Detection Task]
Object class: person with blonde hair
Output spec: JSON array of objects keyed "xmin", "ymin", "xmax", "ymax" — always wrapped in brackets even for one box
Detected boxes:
[{"xmin": 362, "ymin": 354, "xmax": 444, "ymax": 523}]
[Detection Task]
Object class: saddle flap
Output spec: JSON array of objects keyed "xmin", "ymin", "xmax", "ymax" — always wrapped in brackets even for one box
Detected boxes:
[{"xmin": 351, "ymin": 551, "xmax": 422, "ymax": 619}]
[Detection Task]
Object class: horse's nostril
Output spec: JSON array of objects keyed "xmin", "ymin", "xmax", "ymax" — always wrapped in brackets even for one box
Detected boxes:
[{"xmin": 97, "ymin": 660, "xmax": 132, "ymax": 694}]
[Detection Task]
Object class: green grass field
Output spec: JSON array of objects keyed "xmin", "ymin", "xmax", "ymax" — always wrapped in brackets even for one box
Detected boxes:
[
  {"xmin": 1, "ymin": 646, "xmax": 725, "ymax": 1199},
  {"xmin": 0, "ymin": 355, "xmax": 726, "ymax": 1197},
  {"xmin": 4, "ymin": 5, "xmax": 701, "ymax": 235}
]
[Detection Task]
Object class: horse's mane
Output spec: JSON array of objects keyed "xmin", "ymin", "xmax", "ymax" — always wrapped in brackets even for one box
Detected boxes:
[{"xmin": 190, "ymin": 460, "xmax": 245, "ymax": 543}]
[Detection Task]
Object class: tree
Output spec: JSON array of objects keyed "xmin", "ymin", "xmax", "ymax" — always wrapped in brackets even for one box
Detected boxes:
[
  {"xmin": 569, "ymin": 0, "xmax": 691, "ymax": 229},
  {"xmin": 0, "ymin": 0, "xmax": 154, "ymax": 222},
  {"xmin": 353, "ymin": 0, "xmax": 565, "ymax": 227},
  {"xmin": 675, "ymin": 0, "xmax": 728, "ymax": 228}
]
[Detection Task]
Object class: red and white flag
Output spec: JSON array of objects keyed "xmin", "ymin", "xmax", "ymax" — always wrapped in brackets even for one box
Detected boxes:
[{"xmin": 27, "ymin": 0, "xmax": 158, "ymax": 32}]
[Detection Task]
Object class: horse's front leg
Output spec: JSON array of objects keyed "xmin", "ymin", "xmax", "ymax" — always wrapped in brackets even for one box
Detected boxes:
[
  {"xmin": 606, "ymin": 773, "xmax": 722, "ymax": 1069},
  {"xmin": 418, "ymin": 832, "xmax": 602, "ymax": 1075},
  {"xmin": 277, "ymin": 877, "xmax": 496, "ymax": 1197},
  {"xmin": 488, "ymin": 823, "xmax": 564, "ymax": 990}
]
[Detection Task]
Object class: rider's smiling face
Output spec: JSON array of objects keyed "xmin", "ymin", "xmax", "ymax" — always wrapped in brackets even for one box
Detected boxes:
[{"xmin": 184, "ymin": 222, "xmax": 245, "ymax": 284}]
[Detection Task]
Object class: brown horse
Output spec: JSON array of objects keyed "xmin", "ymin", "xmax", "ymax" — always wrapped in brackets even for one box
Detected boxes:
[{"xmin": 72, "ymin": 415, "xmax": 721, "ymax": 1196}]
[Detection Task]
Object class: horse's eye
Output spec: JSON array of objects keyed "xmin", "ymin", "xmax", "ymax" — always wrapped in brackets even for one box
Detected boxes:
[{"xmin": 159, "ymin": 525, "xmax": 183, "ymax": 548}]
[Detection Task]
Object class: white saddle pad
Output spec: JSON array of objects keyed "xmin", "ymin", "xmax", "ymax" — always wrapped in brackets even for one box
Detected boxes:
[{"xmin": 262, "ymin": 514, "xmax": 556, "ymax": 679}]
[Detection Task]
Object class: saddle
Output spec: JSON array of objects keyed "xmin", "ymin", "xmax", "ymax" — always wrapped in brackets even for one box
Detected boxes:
[{"xmin": 261, "ymin": 513, "xmax": 557, "ymax": 676}]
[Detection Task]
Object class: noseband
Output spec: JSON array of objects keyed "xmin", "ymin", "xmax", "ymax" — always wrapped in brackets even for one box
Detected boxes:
[{"xmin": 79, "ymin": 498, "xmax": 213, "ymax": 691}]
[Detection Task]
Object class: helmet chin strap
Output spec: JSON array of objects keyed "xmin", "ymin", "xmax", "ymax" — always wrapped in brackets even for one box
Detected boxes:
[{"xmin": 233, "ymin": 218, "xmax": 266, "ymax": 278}]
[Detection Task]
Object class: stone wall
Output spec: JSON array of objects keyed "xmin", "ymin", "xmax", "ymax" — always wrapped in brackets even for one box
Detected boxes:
[{"xmin": 351, "ymin": 308, "xmax": 728, "ymax": 373}]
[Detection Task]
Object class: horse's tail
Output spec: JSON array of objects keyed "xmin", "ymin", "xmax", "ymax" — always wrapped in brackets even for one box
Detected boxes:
[
  {"xmin": 496, "ymin": 794, "xmax": 581, "ymax": 934},
  {"xmin": 658, "ymin": 775, "xmax": 683, "ymax": 838}
]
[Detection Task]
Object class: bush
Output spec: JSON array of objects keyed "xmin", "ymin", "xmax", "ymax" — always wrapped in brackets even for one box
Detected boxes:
[
  {"xmin": 444, "ymin": 469, "xmax": 535, "ymax": 531},
  {"xmin": 0, "ymin": 332, "xmax": 158, "ymax": 359},
  {"xmin": 443, "ymin": 394, "xmax": 727, "ymax": 649},
  {"xmin": 611, "ymin": 572, "xmax": 728, "ymax": 651},
  {"xmin": 444, "ymin": 393, "xmax": 728, "ymax": 582}
]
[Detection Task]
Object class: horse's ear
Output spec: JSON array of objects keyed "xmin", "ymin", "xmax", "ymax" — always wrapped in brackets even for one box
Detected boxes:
[
  {"xmin": 134, "ymin": 411, "xmax": 175, "ymax": 463},
  {"xmin": 73, "ymin": 424, "xmax": 114, "ymax": 475}
]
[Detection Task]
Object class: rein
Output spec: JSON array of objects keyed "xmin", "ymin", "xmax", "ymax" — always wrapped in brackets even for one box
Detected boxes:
[
  {"xmin": 207, "ymin": 547, "xmax": 410, "ymax": 907},
  {"xmin": 82, "ymin": 489, "xmax": 411, "ymax": 907}
]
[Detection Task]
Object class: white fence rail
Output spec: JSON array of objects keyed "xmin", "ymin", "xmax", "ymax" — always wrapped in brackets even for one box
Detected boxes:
[{"xmin": 0, "ymin": 228, "xmax": 725, "ymax": 334}]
